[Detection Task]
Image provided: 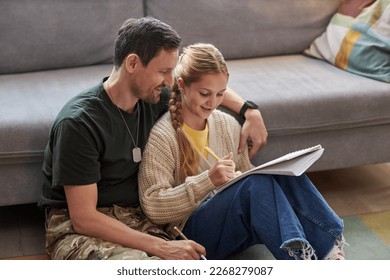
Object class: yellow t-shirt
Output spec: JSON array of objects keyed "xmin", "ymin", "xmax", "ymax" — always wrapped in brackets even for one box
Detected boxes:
[{"xmin": 182, "ymin": 123, "xmax": 209, "ymax": 157}]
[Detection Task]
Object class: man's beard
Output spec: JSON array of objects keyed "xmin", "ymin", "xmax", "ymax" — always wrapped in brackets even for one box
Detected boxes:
[{"xmin": 130, "ymin": 79, "xmax": 162, "ymax": 104}]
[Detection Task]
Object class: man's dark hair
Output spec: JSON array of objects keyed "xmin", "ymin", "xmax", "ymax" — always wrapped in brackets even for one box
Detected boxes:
[{"xmin": 114, "ymin": 17, "xmax": 181, "ymax": 68}]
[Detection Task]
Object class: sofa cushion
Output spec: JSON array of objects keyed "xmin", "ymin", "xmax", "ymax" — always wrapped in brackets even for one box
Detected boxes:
[
  {"xmin": 337, "ymin": 0, "xmax": 376, "ymax": 17},
  {"xmin": 0, "ymin": 64, "xmax": 114, "ymax": 206},
  {"xmin": 0, "ymin": 0, "xmax": 144, "ymax": 74},
  {"xmin": 226, "ymin": 55, "xmax": 390, "ymax": 136},
  {"xmin": 304, "ymin": 0, "xmax": 390, "ymax": 82},
  {"xmin": 0, "ymin": 65, "xmax": 113, "ymax": 161},
  {"xmin": 146, "ymin": 0, "xmax": 339, "ymax": 60}
]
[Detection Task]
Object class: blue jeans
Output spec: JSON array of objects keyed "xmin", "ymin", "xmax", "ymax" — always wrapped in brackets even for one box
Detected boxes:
[{"xmin": 182, "ymin": 174, "xmax": 344, "ymax": 260}]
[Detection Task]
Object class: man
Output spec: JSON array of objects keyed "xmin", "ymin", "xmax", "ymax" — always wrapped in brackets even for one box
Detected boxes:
[{"xmin": 39, "ymin": 17, "xmax": 267, "ymax": 260}]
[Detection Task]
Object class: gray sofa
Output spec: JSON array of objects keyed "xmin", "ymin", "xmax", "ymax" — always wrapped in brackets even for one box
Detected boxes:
[{"xmin": 1, "ymin": 0, "xmax": 390, "ymax": 207}]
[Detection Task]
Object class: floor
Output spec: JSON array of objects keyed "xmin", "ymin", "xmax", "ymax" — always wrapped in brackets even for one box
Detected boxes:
[
  {"xmin": 0, "ymin": 163, "xmax": 389, "ymax": 260},
  {"xmin": 310, "ymin": 162, "xmax": 390, "ymax": 260}
]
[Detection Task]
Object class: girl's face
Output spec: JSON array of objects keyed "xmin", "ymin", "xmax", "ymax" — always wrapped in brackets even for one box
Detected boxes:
[{"xmin": 180, "ymin": 72, "xmax": 228, "ymax": 130}]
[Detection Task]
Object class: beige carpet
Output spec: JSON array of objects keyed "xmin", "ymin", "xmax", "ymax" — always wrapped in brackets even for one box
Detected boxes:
[
  {"xmin": 308, "ymin": 163, "xmax": 390, "ymax": 217},
  {"xmin": 1, "ymin": 163, "xmax": 389, "ymax": 260},
  {"xmin": 308, "ymin": 163, "xmax": 390, "ymax": 259}
]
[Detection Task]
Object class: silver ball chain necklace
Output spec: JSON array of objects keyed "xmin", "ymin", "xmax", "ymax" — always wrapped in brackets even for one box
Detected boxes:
[{"xmin": 106, "ymin": 80, "xmax": 142, "ymax": 163}]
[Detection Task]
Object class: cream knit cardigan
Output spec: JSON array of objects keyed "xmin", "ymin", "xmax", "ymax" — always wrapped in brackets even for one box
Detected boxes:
[{"xmin": 138, "ymin": 110, "xmax": 254, "ymax": 238}]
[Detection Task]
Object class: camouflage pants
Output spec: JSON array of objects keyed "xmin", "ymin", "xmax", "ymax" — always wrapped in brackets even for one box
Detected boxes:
[{"xmin": 45, "ymin": 205, "xmax": 171, "ymax": 260}]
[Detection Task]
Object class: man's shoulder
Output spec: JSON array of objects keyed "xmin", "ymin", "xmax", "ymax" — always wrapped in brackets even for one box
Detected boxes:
[{"xmin": 55, "ymin": 83, "xmax": 104, "ymax": 124}]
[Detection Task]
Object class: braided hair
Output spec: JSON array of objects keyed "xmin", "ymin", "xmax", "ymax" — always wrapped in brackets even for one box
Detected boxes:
[{"xmin": 169, "ymin": 43, "xmax": 229, "ymax": 182}]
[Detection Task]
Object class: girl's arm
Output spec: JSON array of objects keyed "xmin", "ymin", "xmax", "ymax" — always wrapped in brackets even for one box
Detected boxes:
[{"xmin": 138, "ymin": 124, "xmax": 216, "ymax": 225}]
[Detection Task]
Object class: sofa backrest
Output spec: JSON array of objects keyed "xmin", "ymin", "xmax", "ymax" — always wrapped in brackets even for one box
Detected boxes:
[
  {"xmin": 0, "ymin": 0, "xmax": 144, "ymax": 74},
  {"xmin": 0, "ymin": 0, "xmax": 340, "ymax": 74},
  {"xmin": 146, "ymin": 0, "xmax": 340, "ymax": 60}
]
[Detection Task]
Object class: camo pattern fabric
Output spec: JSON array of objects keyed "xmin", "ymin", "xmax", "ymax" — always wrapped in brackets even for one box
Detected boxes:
[{"xmin": 45, "ymin": 205, "xmax": 172, "ymax": 260}]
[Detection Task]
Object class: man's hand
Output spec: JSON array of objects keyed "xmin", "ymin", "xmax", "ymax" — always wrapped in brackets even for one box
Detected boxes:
[
  {"xmin": 239, "ymin": 109, "xmax": 268, "ymax": 159},
  {"xmin": 220, "ymin": 87, "xmax": 268, "ymax": 159},
  {"xmin": 156, "ymin": 240, "xmax": 207, "ymax": 260},
  {"xmin": 65, "ymin": 184, "xmax": 205, "ymax": 260}
]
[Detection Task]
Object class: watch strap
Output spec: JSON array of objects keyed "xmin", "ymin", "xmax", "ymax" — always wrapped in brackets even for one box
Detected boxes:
[{"xmin": 239, "ymin": 100, "xmax": 258, "ymax": 119}]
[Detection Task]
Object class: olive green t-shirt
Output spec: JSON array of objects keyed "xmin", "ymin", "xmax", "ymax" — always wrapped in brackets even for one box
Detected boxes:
[{"xmin": 39, "ymin": 78, "xmax": 169, "ymax": 208}]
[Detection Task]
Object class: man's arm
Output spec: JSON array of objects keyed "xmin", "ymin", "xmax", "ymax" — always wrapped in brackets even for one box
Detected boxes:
[
  {"xmin": 221, "ymin": 87, "xmax": 268, "ymax": 159},
  {"xmin": 64, "ymin": 183, "xmax": 206, "ymax": 260}
]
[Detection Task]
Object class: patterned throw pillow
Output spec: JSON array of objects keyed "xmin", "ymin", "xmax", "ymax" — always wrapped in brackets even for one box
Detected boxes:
[{"xmin": 304, "ymin": 0, "xmax": 390, "ymax": 83}]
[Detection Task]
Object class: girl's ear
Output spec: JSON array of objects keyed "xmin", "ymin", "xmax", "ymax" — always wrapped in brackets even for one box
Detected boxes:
[
  {"xmin": 177, "ymin": 78, "xmax": 185, "ymax": 92},
  {"xmin": 125, "ymin": 54, "xmax": 139, "ymax": 73}
]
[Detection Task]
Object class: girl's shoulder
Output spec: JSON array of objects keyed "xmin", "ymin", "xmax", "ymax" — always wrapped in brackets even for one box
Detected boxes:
[
  {"xmin": 152, "ymin": 112, "xmax": 174, "ymax": 129},
  {"xmin": 149, "ymin": 112, "xmax": 175, "ymax": 139},
  {"xmin": 212, "ymin": 110, "xmax": 241, "ymax": 127}
]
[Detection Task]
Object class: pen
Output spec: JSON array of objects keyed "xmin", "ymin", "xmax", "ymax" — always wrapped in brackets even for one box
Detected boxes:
[
  {"xmin": 173, "ymin": 226, "xmax": 207, "ymax": 260},
  {"xmin": 205, "ymin": 147, "xmax": 221, "ymax": 161}
]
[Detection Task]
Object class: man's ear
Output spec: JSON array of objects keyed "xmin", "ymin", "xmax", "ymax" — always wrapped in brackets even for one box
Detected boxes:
[{"xmin": 125, "ymin": 54, "xmax": 139, "ymax": 73}]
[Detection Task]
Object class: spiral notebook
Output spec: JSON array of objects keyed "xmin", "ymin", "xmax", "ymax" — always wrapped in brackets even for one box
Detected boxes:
[{"xmin": 217, "ymin": 145, "xmax": 324, "ymax": 193}]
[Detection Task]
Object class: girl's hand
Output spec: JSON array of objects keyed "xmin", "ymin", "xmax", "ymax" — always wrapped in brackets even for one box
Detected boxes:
[{"xmin": 208, "ymin": 153, "xmax": 236, "ymax": 187}]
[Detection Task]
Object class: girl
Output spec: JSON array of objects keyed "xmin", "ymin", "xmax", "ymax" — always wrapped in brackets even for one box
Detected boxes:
[{"xmin": 138, "ymin": 43, "xmax": 346, "ymax": 260}]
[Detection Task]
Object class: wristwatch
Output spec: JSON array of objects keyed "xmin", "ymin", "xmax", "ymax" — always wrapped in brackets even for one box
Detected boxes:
[{"xmin": 239, "ymin": 100, "xmax": 259, "ymax": 119}]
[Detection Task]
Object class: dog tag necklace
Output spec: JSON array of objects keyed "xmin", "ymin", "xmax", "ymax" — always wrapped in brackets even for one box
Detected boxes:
[{"xmin": 106, "ymin": 81, "xmax": 142, "ymax": 163}]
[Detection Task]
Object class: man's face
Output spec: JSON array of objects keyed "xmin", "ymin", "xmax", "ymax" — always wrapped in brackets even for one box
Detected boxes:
[{"xmin": 131, "ymin": 49, "xmax": 179, "ymax": 104}]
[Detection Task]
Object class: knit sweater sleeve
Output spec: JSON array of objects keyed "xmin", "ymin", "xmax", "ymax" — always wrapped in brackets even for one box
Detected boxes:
[{"xmin": 138, "ymin": 114, "xmax": 216, "ymax": 225}]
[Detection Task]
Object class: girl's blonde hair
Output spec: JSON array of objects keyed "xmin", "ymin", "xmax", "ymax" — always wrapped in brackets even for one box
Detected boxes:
[{"xmin": 169, "ymin": 43, "xmax": 229, "ymax": 182}]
